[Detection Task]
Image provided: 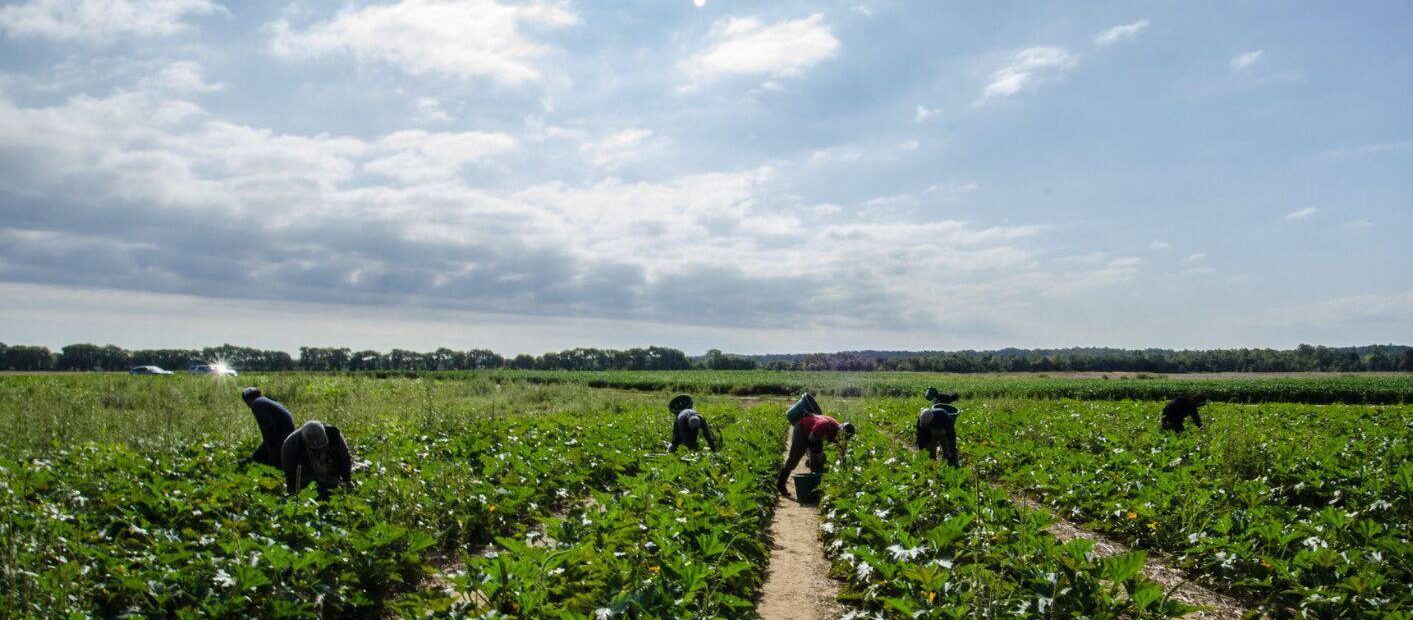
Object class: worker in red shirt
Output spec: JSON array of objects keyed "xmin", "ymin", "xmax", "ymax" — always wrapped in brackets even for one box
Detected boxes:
[{"xmin": 776, "ymin": 413, "xmax": 854, "ymax": 497}]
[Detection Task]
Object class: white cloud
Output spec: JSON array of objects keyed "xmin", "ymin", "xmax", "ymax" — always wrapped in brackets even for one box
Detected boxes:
[
  {"xmin": 524, "ymin": 115, "xmax": 586, "ymax": 143},
  {"xmin": 1343, "ymin": 219, "xmax": 1373, "ymax": 229},
  {"xmin": 1230, "ymin": 50, "xmax": 1263, "ymax": 72},
  {"xmin": 0, "ymin": 75, "xmax": 1148, "ymax": 335},
  {"xmin": 898, "ymin": 139, "xmax": 919, "ymax": 151},
  {"xmin": 363, "ymin": 130, "xmax": 517, "ymax": 183},
  {"xmin": 579, "ymin": 128, "xmax": 657, "ymax": 170},
  {"xmin": 915, "ymin": 104, "xmax": 940, "ymax": 122},
  {"xmin": 1283, "ymin": 207, "xmax": 1317, "ymax": 221},
  {"xmin": 0, "ymin": 0, "xmax": 218, "ymax": 42},
  {"xmin": 979, "ymin": 46, "xmax": 1077, "ymax": 102},
  {"xmin": 144, "ymin": 61, "xmax": 224, "ymax": 93},
  {"xmin": 412, "ymin": 97, "xmax": 452, "ymax": 124},
  {"xmin": 693, "ymin": 0, "xmax": 706, "ymax": 7},
  {"xmin": 678, "ymin": 14, "xmax": 839, "ymax": 90},
  {"xmin": 1182, "ymin": 252, "xmax": 1206, "ymax": 263},
  {"xmin": 1149, "ymin": 240, "xmax": 1171, "ymax": 251},
  {"xmin": 269, "ymin": 0, "xmax": 577, "ymax": 83},
  {"xmin": 808, "ymin": 146, "xmax": 862, "ymax": 165},
  {"xmin": 860, "ymin": 180, "xmax": 976, "ymax": 212},
  {"xmin": 924, "ymin": 180, "xmax": 979, "ymax": 197},
  {"xmin": 1093, "ymin": 20, "xmax": 1149, "ymax": 47}
]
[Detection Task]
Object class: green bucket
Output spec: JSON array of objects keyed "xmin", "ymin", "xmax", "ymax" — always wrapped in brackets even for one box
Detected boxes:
[
  {"xmin": 792, "ymin": 472, "xmax": 823, "ymax": 505},
  {"xmin": 786, "ymin": 394, "xmax": 821, "ymax": 425}
]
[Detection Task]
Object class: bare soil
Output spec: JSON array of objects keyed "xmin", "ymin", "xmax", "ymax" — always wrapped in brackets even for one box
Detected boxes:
[{"xmin": 757, "ymin": 428, "xmax": 844, "ymax": 620}]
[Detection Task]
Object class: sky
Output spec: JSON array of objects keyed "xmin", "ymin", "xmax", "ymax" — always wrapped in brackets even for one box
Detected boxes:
[{"xmin": 0, "ymin": 0, "xmax": 1409, "ymax": 355}]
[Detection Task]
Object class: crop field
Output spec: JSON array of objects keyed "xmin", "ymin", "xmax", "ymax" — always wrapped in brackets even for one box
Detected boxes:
[
  {"xmin": 495, "ymin": 370, "xmax": 1413, "ymax": 405},
  {"xmin": 1, "ymin": 372, "xmax": 1409, "ymax": 618}
]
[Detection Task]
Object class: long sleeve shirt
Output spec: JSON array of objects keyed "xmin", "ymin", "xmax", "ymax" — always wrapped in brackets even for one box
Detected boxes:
[
  {"xmin": 281, "ymin": 425, "xmax": 353, "ymax": 494},
  {"xmin": 247, "ymin": 397, "xmax": 296, "ymax": 468},
  {"xmin": 670, "ymin": 409, "xmax": 718, "ymax": 452}
]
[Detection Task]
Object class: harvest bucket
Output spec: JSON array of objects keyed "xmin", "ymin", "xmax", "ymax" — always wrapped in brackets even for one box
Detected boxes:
[
  {"xmin": 793, "ymin": 472, "xmax": 823, "ymax": 505},
  {"xmin": 786, "ymin": 394, "xmax": 821, "ymax": 425}
]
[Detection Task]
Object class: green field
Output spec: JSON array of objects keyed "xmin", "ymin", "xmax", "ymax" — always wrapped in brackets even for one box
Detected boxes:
[{"xmin": 2, "ymin": 372, "xmax": 1409, "ymax": 618}]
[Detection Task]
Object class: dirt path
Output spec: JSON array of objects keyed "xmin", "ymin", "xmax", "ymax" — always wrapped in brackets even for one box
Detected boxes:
[
  {"xmin": 1007, "ymin": 495, "xmax": 1252, "ymax": 619},
  {"xmin": 756, "ymin": 428, "xmax": 843, "ymax": 620}
]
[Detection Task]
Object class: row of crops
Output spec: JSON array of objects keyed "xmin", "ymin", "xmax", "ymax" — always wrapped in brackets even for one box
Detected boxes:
[
  {"xmin": 494, "ymin": 370, "xmax": 1413, "ymax": 404},
  {"xmin": 815, "ymin": 423, "xmax": 1194, "ymax": 618},
  {"xmin": 3, "ymin": 373, "xmax": 1409, "ymax": 617},
  {"xmin": 840, "ymin": 398, "xmax": 1413, "ymax": 618},
  {"xmin": 0, "ymin": 376, "xmax": 785, "ymax": 618}
]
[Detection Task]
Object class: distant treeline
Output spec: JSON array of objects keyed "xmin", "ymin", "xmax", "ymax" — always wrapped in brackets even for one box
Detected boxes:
[
  {"xmin": 0, "ymin": 342, "xmax": 704, "ymax": 372},
  {"xmin": 749, "ymin": 345, "xmax": 1413, "ymax": 373},
  {"xmin": 0, "ymin": 342, "xmax": 1409, "ymax": 373}
]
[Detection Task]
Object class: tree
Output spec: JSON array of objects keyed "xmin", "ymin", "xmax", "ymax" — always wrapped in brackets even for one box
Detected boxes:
[
  {"xmin": 58, "ymin": 344, "xmax": 128, "ymax": 371},
  {"xmin": 701, "ymin": 349, "xmax": 758, "ymax": 370},
  {"xmin": 4, "ymin": 345, "xmax": 53, "ymax": 370},
  {"xmin": 350, "ymin": 350, "xmax": 383, "ymax": 371}
]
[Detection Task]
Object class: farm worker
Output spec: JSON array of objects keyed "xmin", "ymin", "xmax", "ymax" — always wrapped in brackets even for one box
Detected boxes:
[
  {"xmin": 237, "ymin": 387, "xmax": 295, "ymax": 469},
  {"xmin": 282, "ymin": 420, "xmax": 354, "ymax": 499},
  {"xmin": 917, "ymin": 388, "xmax": 962, "ymax": 466},
  {"xmin": 1160, "ymin": 396, "xmax": 1206, "ymax": 433},
  {"xmin": 669, "ymin": 408, "xmax": 719, "ymax": 453},
  {"xmin": 784, "ymin": 392, "xmax": 823, "ymax": 426},
  {"xmin": 776, "ymin": 415, "xmax": 855, "ymax": 497}
]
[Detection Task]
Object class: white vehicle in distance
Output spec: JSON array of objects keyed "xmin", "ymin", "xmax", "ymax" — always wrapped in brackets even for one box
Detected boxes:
[
  {"xmin": 129, "ymin": 365, "xmax": 174, "ymax": 375},
  {"xmin": 188, "ymin": 362, "xmax": 239, "ymax": 377}
]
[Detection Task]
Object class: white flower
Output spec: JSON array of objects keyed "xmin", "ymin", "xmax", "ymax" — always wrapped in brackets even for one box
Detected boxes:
[
  {"xmin": 821, "ymin": 522, "xmax": 836, "ymax": 533},
  {"xmin": 873, "ymin": 508, "xmax": 890, "ymax": 519},
  {"xmin": 855, "ymin": 561, "xmax": 873, "ymax": 581},
  {"xmin": 595, "ymin": 608, "xmax": 614, "ymax": 620},
  {"xmin": 887, "ymin": 544, "xmax": 925, "ymax": 561},
  {"xmin": 212, "ymin": 569, "xmax": 235, "ymax": 588},
  {"xmin": 1303, "ymin": 536, "xmax": 1327, "ymax": 550},
  {"xmin": 1188, "ymin": 532, "xmax": 1203, "ymax": 544}
]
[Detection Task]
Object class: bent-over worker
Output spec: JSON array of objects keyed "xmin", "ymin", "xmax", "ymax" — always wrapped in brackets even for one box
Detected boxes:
[
  {"xmin": 238, "ymin": 387, "xmax": 295, "ymax": 469},
  {"xmin": 776, "ymin": 414, "xmax": 854, "ymax": 497},
  {"xmin": 1160, "ymin": 396, "xmax": 1206, "ymax": 433},
  {"xmin": 282, "ymin": 420, "xmax": 354, "ymax": 499},
  {"xmin": 670, "ymin": 408, "xmax": 719, "ymax": 452},
  {"xmin": 917, "ymin": 388, "xmax": 962, "ymax": 466}
]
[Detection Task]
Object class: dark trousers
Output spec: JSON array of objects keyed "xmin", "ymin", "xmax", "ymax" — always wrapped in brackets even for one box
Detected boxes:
[
  {"xmin": 777, "ymin": 424, "xmax": 825, "ymax": 488},
  {"xmin": 927, "ymin": 427, "xmax": 959, "ymax": 466}
]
